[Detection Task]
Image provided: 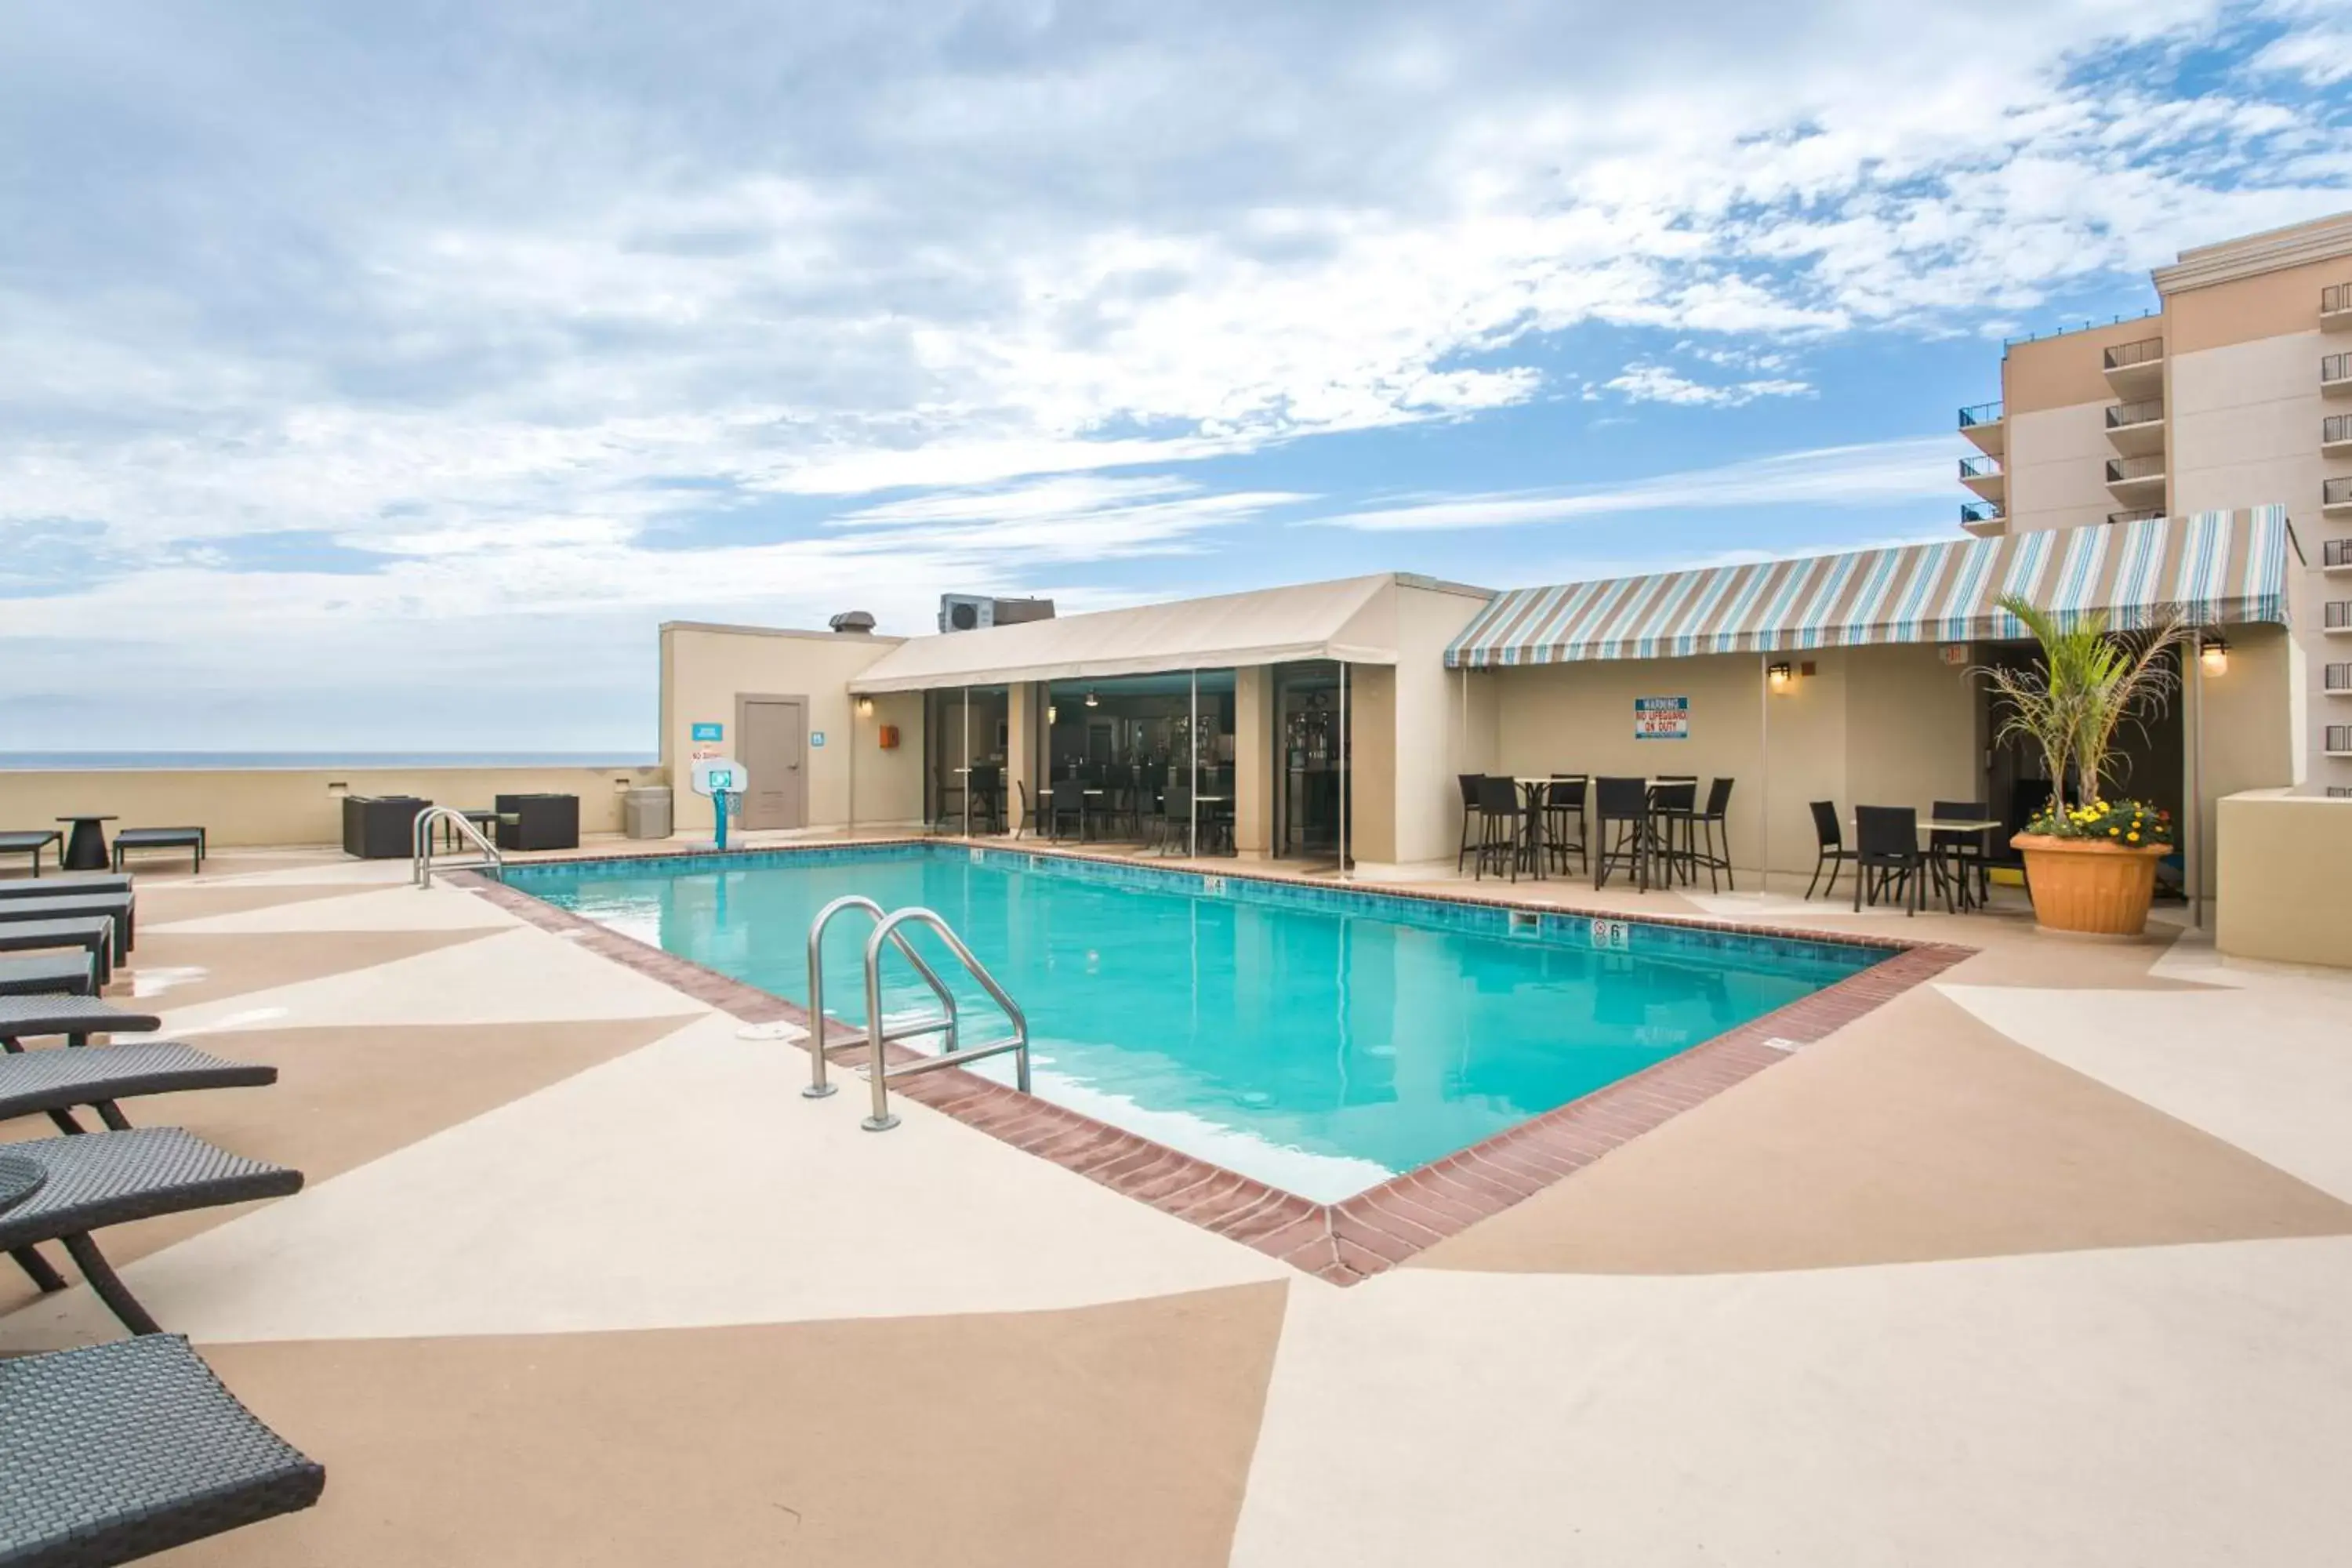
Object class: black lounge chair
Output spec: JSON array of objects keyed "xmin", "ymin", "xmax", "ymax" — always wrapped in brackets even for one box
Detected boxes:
[
  {"xmin": 0, "ymin": 830, "xmax": 63, "ymax": 880},
  {"xmin": 0, "ymin": 873, "xmax": 132, "ymax": 904},
  {"xmin": 3, "ymin": 1036, "xmax": 272, "ymax": 1137},
  {"xmin": 111, "ymin": 826, "xmax": 205, "ymax": 875},
  {"xmin": 0, "ymin": 920, "xmax": 117, "ymax": 988},
  {"xmin": 1, "ymin": 1127, "xmax": 303, "ymax": 1334},
  {"xmin": 0, "ymin": 892, "xmax": 134, "ymax": 962},
  {"xmin": 0, "ymin": 955, "xmax": 97, "ymax": 998},
  {"xmin": 1853, "ymin": 805, "xmax": 1926, "ymax": 916},
  {"xmin": 2, "ymin": 994, "xmax": 160, "ymax": 1051},
  {"xmin": 0, "ymin": 1333, "xmax": 325, "ymax": 1565}
]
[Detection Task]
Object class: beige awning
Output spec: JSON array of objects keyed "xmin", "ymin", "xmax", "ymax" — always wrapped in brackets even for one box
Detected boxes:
[{"xmin": 850, "ymin": 573, "xmax": 1408, "ymax": 693}]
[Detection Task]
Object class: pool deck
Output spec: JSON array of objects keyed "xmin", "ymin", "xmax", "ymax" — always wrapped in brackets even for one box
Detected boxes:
[{"xmin": 8, "ymin": 836, "xmax": 2352, "ymax": 1564}]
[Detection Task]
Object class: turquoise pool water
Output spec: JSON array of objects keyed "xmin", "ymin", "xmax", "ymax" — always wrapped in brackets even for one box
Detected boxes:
[{"xmin": 510, "ymin": 846, "xmax": 1882, "ymax": 1200}]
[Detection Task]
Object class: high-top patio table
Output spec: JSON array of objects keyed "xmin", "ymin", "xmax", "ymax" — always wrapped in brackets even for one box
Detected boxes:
[{"xmin": 56, "ymin": 815, "xmax": 118, "ymax": 873}]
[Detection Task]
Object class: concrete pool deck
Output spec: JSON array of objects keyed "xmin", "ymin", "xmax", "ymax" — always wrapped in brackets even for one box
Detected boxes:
[{"xmin": 6, "ymin": 840, "xmax": 2352, "ymax": 1564}]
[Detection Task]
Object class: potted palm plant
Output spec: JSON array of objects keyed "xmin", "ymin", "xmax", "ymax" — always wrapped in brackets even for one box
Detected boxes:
[{"xmin": 1978, "ymin": 595, "xmax": 2186, "ymax": 936}]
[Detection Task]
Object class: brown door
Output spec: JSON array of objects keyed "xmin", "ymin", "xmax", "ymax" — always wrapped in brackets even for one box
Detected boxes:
[{"xmin": 739, "ymin": 698, "xmax": 807, "ymax": 829}]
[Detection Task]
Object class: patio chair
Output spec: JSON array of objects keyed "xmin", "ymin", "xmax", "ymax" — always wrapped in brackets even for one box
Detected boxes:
[
  {"xmin": 0, "ymin": 919, "xmax": 117, "ymax": 989},
  {"xmin": 1042, "ymin": 782, "xmax": 1085, "ymax": 841},
  {"xmin": 1472, "ymin": 777, "xmax": 1526, "ymax": 882},
  {"xmin": 1929, "ymin": 799, "xmax": 1991, "ymax": 910},
  {"xmin": 0, "ymin": 954, "xmax": 98, "ymax": 998},
  {"xmin": 1455, "ymin": 775, "xmax": 1485, "ymax": 872},
  {"xmin": 0, "ymin": 830, "xmax": 63, "ymax": 880},
  {"xmin": 111, "ymin": 826, "xmax": 206, "ymax": 875},
  {"xmin": 1646, "ymin": 779, "xmax": 1698, "ymax": 887},
  {"xmin": 1804, "ymin": 800, "xmax": 1855, "ymax": 901},
  {"xmin": 0, "ymin": 1333, "xmax": 325, "ymax": 1565},
  {"xmin": 2, "ymin": 1039, "xmax": 277, "ymax": 1138},
  {"xmin": 1592, "ymin": 777, "xmax": 1650, "ymax": 891},
  {"xmin": 0, "ymin": 891, "xmax": 135, "ymax": 963},
  {"xmin": 1160, "ymin": 785, "xmax": 1194, "ymax": 854},
  {"xmin": 1544, "ymin": 775, "xmax": 1588, "ymax": 877},
  {"xmin": 1660, "ymin": 778, "xmax": 1735, "ymax": 893},
  {"xmin": 1853, "ymin": 805, "xmax": 1925, "ymax": 916},
  {"xmin": 0, "ymin": 873, "xmax": 132, "ymax": 903},
  {"xmin": 1, "ymin": 1126, "xmax": 303, "ymax": 1335}
]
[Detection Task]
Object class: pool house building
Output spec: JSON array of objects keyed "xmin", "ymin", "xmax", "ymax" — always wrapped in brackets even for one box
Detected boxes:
[{"xmin": 658, "ymin": 504, "xmax": 2326, "ymax": 921}]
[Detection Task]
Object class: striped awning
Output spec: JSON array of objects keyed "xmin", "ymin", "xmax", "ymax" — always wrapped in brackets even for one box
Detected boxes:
[{"xmin": 1446, "ymin": 506, "xmax": 2288, "ymax": 669}]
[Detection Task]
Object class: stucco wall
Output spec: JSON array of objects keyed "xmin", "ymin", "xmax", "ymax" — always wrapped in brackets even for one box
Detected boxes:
[
  {"xmin": 658, "ymin": 622, "xmax": 923, "ymax": 833},
  {"xmin": 1390, "ymin": 582, "xmax": 1500, "ymax": 866},
  {"xmin": 2216, "ymin": 789, "xmax": 2352, "ymax": 968},
  {"xmin": 2189, "ymin": 621, "xmax": 2301, "ymax": 907},
  {"xmin": 1348, "ymin": 665, "xmax": 1399, "ymax": 865},
  {"xmin": 2005, "ymin": 401, "xmax": 2128, "ymax": 534},
  {"xmin": 0, "ymin": 764, "xmax": 660, "ymax": 851}
]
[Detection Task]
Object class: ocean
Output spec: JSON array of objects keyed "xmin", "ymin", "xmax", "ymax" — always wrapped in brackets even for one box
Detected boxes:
[{"xmin": 0, "ymin": 752, "xmax": 659, "ymax": 771}]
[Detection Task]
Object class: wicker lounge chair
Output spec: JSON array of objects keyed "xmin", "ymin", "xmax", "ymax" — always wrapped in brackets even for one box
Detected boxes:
[
  {"xmin": 1, "ymin": 994, "xmax": 159, "ymax": 1050},
  {"xmin": 0, "ymin": 873, "xmax": 132, "ymax": 903},
  {"xmin": 2, "ymin": 1040, "xmax": 272, "ymax": 1138},
  {"xmin": 1, "ymin": 1127, "xmax": 303, "ymax": 1334},
  {"xmin": 0, "ymin": 1333, "xmax": 325, "ymax": 1566},
  {"xmin": 0, "ymin": 955, "xmax": 98, "ymax": 998},
  {"xmin": 0, "ymin": 830, "xmax": 63, "ymax": 880},
  {"xmin": 0, "ymin": 920, "xmax": 117, "ymax": 988},
  {"xmin": 0, "ymin": 893, "xmax": 134, "ymax": 962},
  {"xmin": 111, "ymin": 826, "xmax": 205, "ymax": 875}
]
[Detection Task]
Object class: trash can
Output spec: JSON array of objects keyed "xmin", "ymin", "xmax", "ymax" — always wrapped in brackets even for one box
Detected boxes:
[{"xmin": 623, "ymin": 786, "xmax": 673, "ymax": 840}]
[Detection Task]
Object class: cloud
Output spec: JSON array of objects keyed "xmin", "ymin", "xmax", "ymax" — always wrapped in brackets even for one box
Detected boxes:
[
  {"xmin": 1313, "ymin": 436, "xmax": 1960, "ymax": 531},
  {"xmin": 1602, "ymin": 361, "xmax": 1815, "ymax": 407}
]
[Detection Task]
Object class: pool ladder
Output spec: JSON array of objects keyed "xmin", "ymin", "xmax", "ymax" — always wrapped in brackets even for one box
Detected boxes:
[
  {"xmin": 802, "ymin": 895, "xmax": 1031, "ymax": 1131},
  {"xmin": 412, "ymin": 807, "xmax": 504, "ymax": 889}
]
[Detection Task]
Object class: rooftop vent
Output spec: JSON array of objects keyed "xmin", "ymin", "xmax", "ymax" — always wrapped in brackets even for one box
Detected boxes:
[
  {"xmin": 938, "ymin": 594, "xmax": 1056, "ymax": 633},
  {"xmin": 828, "ymin": 609, "xmax": 877, "ymax": 634}
]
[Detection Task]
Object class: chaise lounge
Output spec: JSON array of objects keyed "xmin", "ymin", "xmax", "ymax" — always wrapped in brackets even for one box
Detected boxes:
[
  {"xmin": 0, "ymin": 955, "xmax": 98, "ymax": 998},
  {"xmin": 0, "ymin": 1333, "xmax": 325, "ymax": 1566},
  {"xmin": 0, "ymin": 919, "xmax": 118, "ymax": 989},
  {"xmin": 111, "ymin": 826, "xmax": 206, "ymax": 875},
  {"xmin": 0, "ymin": 830, "xmax": 62, "ymax": 880}
]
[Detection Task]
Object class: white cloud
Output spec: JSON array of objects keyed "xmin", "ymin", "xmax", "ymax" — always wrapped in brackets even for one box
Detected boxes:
[
  {"xmin": 1602, "ymin": 361, "xmax": 1815, "ymax": 407},
  {"xmin": 1314, "ymin": 435, "xmax": 1960, "ymax": 531}
]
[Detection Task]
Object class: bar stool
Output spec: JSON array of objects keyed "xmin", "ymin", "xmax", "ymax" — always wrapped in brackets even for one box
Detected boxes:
[
  {"xmin": 1592, "ymin": 777, "xmax": 1650, "ymax": 891},
  {"xmin": 1473, "ymin": 776, "xmax": 1526, "ymax": 882},
  {"xmin": 1545, "ymin": 775, "xmax": 1588, "ymax": 876}
]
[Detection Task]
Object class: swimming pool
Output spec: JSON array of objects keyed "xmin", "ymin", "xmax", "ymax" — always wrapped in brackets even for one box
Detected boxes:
[{"xmin": 509, "ymin": 846, "xmax": 1887, "ymax": 1200}]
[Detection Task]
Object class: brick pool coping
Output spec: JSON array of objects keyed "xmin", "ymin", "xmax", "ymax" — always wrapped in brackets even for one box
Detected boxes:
[{"xmin": 459, "ymin": 841, "xmax": 1973, "ymax": 1286}]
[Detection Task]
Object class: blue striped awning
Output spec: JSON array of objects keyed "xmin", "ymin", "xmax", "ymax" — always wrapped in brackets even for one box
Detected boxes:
[{"xmin": 1446, "ymin": 506, "xmax": 2288, "ymax": 669}]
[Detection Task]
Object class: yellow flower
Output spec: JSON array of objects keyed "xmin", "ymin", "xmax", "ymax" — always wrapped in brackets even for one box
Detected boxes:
[
  {"xmin": 2126, "ymin": 832, "xmax": 2140, "ymax": 843},
  {"xmin": 2110, "ymin": 827, "xmax": 2121, "ymax": 837}
]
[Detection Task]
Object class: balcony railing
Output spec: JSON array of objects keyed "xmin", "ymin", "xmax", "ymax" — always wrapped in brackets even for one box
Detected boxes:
[
  {"xmin": 2106, "ymin": 398, "xmax": 2163, "ymax": 428},
  {"xmin": 2328, "ymin": 726, "xmax": 2352, "ymax": 756},
  {"xmin": 1958, "ymin": 455, "xmax": 2000, "ymax": 481},
  {"xmin": 2325, "ymin": 353, "xmax": 2352, "ymax": 387},
  {"xmin": 2326, "ymin": 283, "xmax": 2352, "ymax": 314},
  {"xmin": 2328, "ymin": 663, "xmax": 2352, "ymax": 694},
  {"xmin": 2106, "ymin": 456, "xmax": 2165, "ymax": 484},
  {"xmin": 1961, "ymin": 500, "xmax": 2002, "ymax": 525},
  {"xmin": 2327, "ymin": 413, "xmax": 2352, "ymax": 446},
  {"xmin": 2328, "ymin": 539, "xmax": 2352, "ymax": 568},
  {"xmin": 2328, "ymin": 477, "xmax": 2352, "ymax": 508},
  {"xmin": 2328, "ymin": 601, "xmax": 2352, "ymax": 631},
  {"xmin": 2108, "ymin": 508, "xmax": 2165, "ymax": 525},
  {"xmin": 2103, "ymin": 336, "xmax": 2165, "ymax": 371},
  {"xmin": 1958, "ymin": 401, "xmax": 2003, "ymax": 428}
]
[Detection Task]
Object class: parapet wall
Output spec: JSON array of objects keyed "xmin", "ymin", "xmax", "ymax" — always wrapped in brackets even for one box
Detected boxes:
[{"xmin": 2216, "ymin": 789, "xmax": 2352, "ymax": 968}]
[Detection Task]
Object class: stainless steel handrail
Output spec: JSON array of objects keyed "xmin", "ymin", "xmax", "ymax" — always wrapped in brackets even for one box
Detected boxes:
[
  {"xmin": 801, "ymin": 895, "xmax": 961, "ymax": 1100},
  {"xmin": 858, "ymin": 906, "xmax": 1029, "ymax": 1132},
  {"xmin": 412, "ymin": 807, "xmax": 504, "ymax": 888}
]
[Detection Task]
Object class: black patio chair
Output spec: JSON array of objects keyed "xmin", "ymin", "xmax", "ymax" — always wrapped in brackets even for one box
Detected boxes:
[
  {"xmin": 0, "ymin": 1334, "xmax": 326, "ymax": 1565},
  {"xmin": 1853, "ymin": 805, "xmax": 1926, "ymax": 916},
  {"xmin": 1929, "ymin": 799, "xmax": 1992, "ymax": 911},
  {"xmin": 1455, "ymin": 775, "xmax": 1485, "ymax": 873},
  {"xmin": 1161, "ymin": 784, "xmax": 1195, "ymax": 854},
  {"xmin": 2, "ymin": 1127, "xmax": 304, "ymax": 1335},
  {"xmin": 1805, "ymin": 800, "xmax": 1855, "ymax": 901},
  {"xmin": 1592, "ymin": 776, "xmax": 1650, "ymax": 891},
  {"xmin": 3, "ymin": 1040, "xmax": 277, "ymax": 1138},
  {"xmin": 1545, "ymin": 775, "xmax": 1588, "ymax": 877},
  {"xmin": 1646, "ymin": 779, "xmax": 1698, "ymax": 887},
  {"xmin": 1660, "ymin": 778, "xmax": 1734, "ymax": 893},
  {"xmin": 1472, "ymin": 776, "xmax": 1526, "ymax": 882}
]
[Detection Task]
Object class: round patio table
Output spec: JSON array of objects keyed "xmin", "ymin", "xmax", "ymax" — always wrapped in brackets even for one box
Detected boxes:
[{"xmin": 55, "ymin": 815, "xmax": 118, "ymax": 873}]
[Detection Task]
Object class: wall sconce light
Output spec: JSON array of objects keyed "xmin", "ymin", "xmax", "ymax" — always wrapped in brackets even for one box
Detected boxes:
[
  {"xmin": 855, "ymin": 696, "xmax": 874, "ymax": 717},
  {"xmin": 2199, "ymin": 637, "xmax": 2229, "ymax": 676},
  {"xmin": 1767, "ymin": 662, "xmax": 1794, "ymax": 691},
  {"xmin": 1047, "ymin": 704, "xmax": 1058, "ymax": 724},
  {"xmin": 1084, "ymin": 688, "xmax": 1099, "ymax": 707}
]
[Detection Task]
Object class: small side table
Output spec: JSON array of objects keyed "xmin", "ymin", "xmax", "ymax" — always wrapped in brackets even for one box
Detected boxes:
[{"xmin": 56, "ymin": 815, "xmax": 118, "ymax": 873}]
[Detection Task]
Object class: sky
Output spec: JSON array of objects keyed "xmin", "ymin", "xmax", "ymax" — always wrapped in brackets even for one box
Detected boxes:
[{"xmin": 2, "ymin": 1, "xmax": 2348, "ymax": 753}]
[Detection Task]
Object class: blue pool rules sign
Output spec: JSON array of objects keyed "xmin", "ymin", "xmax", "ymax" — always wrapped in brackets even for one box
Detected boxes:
[
  {"xmin": 1634, "ymin": 696, "xmax": 1690, "ymax": 739},
  {"xmin": 691, "ymin": 722, "xmax": 724, "ymax": 743}
]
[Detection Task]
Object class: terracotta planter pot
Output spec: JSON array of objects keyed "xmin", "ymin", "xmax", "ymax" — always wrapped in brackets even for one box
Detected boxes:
[{"xmin": 2012, "ymin": 833, "xmax": 2170, "ymax": 936}]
